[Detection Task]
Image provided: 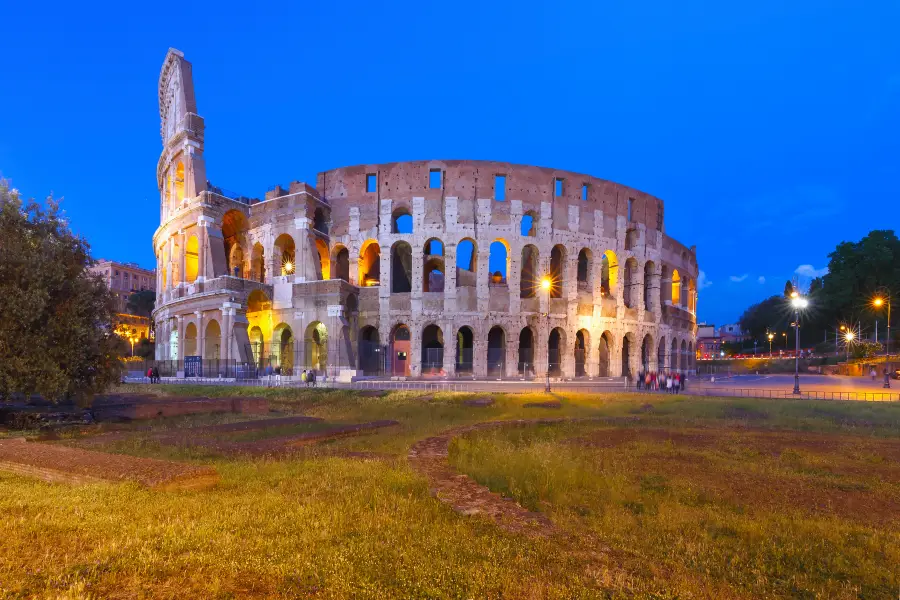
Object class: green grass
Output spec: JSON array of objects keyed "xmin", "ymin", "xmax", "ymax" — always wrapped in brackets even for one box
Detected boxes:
[{"xmin": 1, "ymin": 386, "xmax": 898, "ymax": 598}]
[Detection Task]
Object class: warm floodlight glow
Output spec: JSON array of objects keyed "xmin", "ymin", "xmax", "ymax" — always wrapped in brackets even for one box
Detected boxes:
[
  {"xmin": 768, "ymin": 333, "xmax": 774, "ymax": 341},
  {"xmin": 874, "ymin": 297, "xmax": 884, "ymax": 307},
  {"xmin": 541, "ymin": 277, "xmax": 551, "ymax": 290},
  {"xmin": 283, "ymin": 260, "xmax": 294, "ymax": 274},
  {"xmin": 790, "ymin": 290, "xmax": 799, "ymax": 299},
  {"xmin": 845, "ymin": 331, "xmax": 854, "ymax": 342},
  {"xmin": 791, "ymin": 296, "xmax": 808, "ymax": 309}
]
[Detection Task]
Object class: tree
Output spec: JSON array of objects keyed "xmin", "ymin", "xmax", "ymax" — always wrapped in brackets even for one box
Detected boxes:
[
  {"xmin": 783, "ymin": 280, "xmax": 794, "ymax": 298},
  {"xmin": 126, "ymin": 289, "xmax": 156, "ymax": 336},
  {"xmin": 0, "ymin": 179, "xmax": 122, "ymax": 403},
  {"xmin": 738, "ymin": 295, "xmax": 791, "ymax": 340}
]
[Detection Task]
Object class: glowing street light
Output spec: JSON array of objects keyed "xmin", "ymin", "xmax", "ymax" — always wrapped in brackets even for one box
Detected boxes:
[
  {"xmin": 541, "ymin": 276, "xmax": 552, "ymax": 393},
  {"xmin": 790, "ymin": 293, "xmax": 809, "ymax": 395},
  {"xmin": 767, "ymin": 333, "xmax": 774, "ymax": 356},
  {"xmin": 872, "ymin": 292, "xmax": 892, "ymax": 388}
]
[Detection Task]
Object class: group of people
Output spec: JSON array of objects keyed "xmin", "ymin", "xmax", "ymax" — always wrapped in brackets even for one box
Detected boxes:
[
  {"xmin": 634, "ymin": 370, "xmax": 686, "ymax": 393},
  {"xmin": 299, "ymin": 369, "xmax": 317, "ymax": 387},
  {"xmin": 145, "ymin": 366, "xmax": 161, "ymax": 383}
]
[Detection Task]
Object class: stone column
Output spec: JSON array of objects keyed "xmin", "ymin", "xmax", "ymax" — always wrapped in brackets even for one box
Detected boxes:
[
  {"xmin": 195, "ymin": 311, "xmax": 204, "ymax": 361},
  {"xmin": 442, "ymin": 324, "xmax": 456, "ymax": 377},
  {"xmin": 473, "ymin": 326, "xmax": 488, "ymax": 379},
  {"xmin": 176, "ymin": 314, "xmax": 185, "ymax": 365},
  {"xmin": 179, "ymin": 230, "xmax": 187, "ymax": 286},
  {"xmin": 505, "ymin": 332, "xmax": 519, "ymax": 378},
  {"xmin": 476, "ymin": 248, "xmax": 490, "ymax": 313}
]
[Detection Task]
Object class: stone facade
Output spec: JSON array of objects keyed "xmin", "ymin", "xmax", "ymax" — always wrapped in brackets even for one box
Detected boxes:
[{"xmin": 152, "ymin": 49, "xmax": 699, "ymax": 379}]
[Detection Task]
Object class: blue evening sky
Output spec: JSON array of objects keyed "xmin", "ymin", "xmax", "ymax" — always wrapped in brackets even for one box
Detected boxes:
[{"xmin": 2, "ymin": 0, "xmax": 898, "ymax": 326}]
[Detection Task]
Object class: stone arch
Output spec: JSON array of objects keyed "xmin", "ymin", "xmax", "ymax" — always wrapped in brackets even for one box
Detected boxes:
[
  {"xmin": 520, "ymin": 244, "xmax": 539, "ymax": 298},
  {"xmin": 577, "ymin": 248, "xmax": 592, "ymax": 287},
  {"xmin": 204, "ymin": 320, "xmax": 221, "ymax": 360},
  {"xmin": 455, "ymin": 325, "xmax": 474, "ymax": 373},
  {"xmin": 456, "ymin": 238, "xmax": 477, "ymax": 287},
  {"xmin": 601, "ymin": 250, "xmax": 618, "ymax": 298},
  {"xmin": 185, "ymin": 235, "xmax": 200, "ymax": 283},
  {"xmin": 273, "ymin": 323, "xmax": 294, "ymax": 375},
  {"xmin": 249, "ymin": 326, "xmax": 264, "ymax": 368},
  {"xmin": 489, "ymin": 239, "xmax": 509, "ymax": 284},
  {"xmin": 359, "ymin": 326, "xmax": 381, "ymax": 375},
  {"xmin": 332, "ymin": 244, "xmax": 350, "ymax": 282},
  {"xmin": 169, "ymin": 329, "xmax": 179, "ymax": 361},
  {"xmin": 657, "ymin": 336, "xmax": 666, "ymax": 373},
  {"xmin": 641, "ymin": 333, "xmax": 653, "ymax": 371},
  {"xmin": 305, "ymin": 321, "xmax": 328, "ymax": 372},
  {"xmin": 251, "ymin": 242, "xmax": 265, "ymax": 282},
  {"xmin": 184, "ymin": 322, "xmax": 198, "ymax": 356},
  {"xmin": 358, "ymin": 239, "xmax": 381, "ymax": 286},
  {"xmin": 549, "ymin": 245, "xmax": 566, "ymax": 299},
  {"xmin": 670, "ymin": 337, "xmax": 678, "ymax": 372},
  {"xmin": 423, "ymin": 238, "xmax": 445, "ymax": 293},
  {"xmin": 487, "ymin": 326, "xmax": 506, "ymax": 376},
  {"xmin": 390, "ymin": 324, "xmax": 411, "ymax": 376},
  {"xmin": 518, "ymin": 326, "xmax": 535, "ymax": 376},
  {"xmin": 643, "ymin": 261, "xmax": 656, "ymax": 311},
  {"xmin": 660, "ymin": 265, "xmax": 672, "ymax": 305},
  {"xmin": 392, "ymin": 207, "xmax": 413, "ymax": 234},
  {"xmin": 623, "ymin": 257, "xmax": 639, "ymax": 308},
  {"xmin": 421, "ymin": 324, "xmax": 445, "ymax": 374},
  {"xmin": 598, "ymin": 330, "xmax": 613, "ymax": 377},
  {"xmin": 521, "ymin": 211, "xmax": 538, "ymax": 237},
  {"xmin": 391, "ymin": 241, "xmax": 412, "ymax": 293},
  {"xmin": 274, "ymin": 234, "xmax": 296, "ymax": 276},
  {"xmin": 622, "ymin": 332, "xmax": 636, "ymax": 379},
  {"xmin": 315, "ymin": 238, "xmax": 330, "ymax": 280},
  {"xmin": 222, "ymin": 210, "xmax": 248, "ymax": 278},
  {"xmin": 672, "ymin": 269, "xmax": 682, "ymax": 306},
  {"xmin": 174, "ymin": 161, "xmax": 185, "ymax": 202},
  {"xmin": 548, "ymin": 327, "xmax": 566, "ymax": 376},
  {"xmin": 247, "ymin": 289, "xmax": 270, "ymax": 314},
  {"xmin": 575, "ymin": 328, "xmax": 590, "ymax": 377},
  {"xmin": 680, "ymin": 339, "xmax": 687, "ymax": 373}
]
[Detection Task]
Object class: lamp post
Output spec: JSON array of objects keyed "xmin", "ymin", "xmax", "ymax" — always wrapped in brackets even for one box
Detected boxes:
[
  {"xmin": 767, "ymin": 333, "xmax": 774, "ymax": 356},
  {"xmin": 873, "ymin": 292, "xmax": 892, "ymax": 388},
  {"xmin": 790, "ymin": 292, "xmax": 809, "ymax": 395},
  {"xmin": 541, "ymin": 276, "xmax": 552, "ymax": 393},
  {"xmin": 845, "ymin": 330, "xmax": 854, "ymax": 362}
]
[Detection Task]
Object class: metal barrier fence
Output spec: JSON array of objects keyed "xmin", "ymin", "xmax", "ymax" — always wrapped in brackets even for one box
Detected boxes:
[{"xmin": 690, "ymin": 387, "xmax": 900, "ymax": 402}]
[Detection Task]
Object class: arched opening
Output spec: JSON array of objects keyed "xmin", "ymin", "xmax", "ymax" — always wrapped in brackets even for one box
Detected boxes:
[
  {"xmin": 247, "ymin": 289, "xmax": 271, "ymax": 314},
  {"xmin": 489, "ymin": 239, "xmax": 509, "ymax": 284},
  {"xmin": 422, "ymin": 238, "xmax": 445, "ymax": 293},
  {"xmin": 174, "ymin": 162, "xmax": 185, "ymax": 202},
  {"xmin": 185, "ymin": 235, "xmax": 199, "ymax": 283},
  {"xmin": 305, "ymin": 321, "xmax": 328, "ymax": 372},
  {"xmin": 520, "ymin": 245, "xmax": 539, "ymax": 298},
  {"xmin": 184, "ymin": 322, "xmax": 198, "ymax": 357},
  {"xmin": 680, "ymin": 340, "xmax": 687, "ymax": 374},
  {"xmin": 333, "ymin": 245, "xmax": 350, "ymax": 282},
  {"xmin": 518, "ymin": 327, "xmax": 535, "ymax": 376},
  {"xmin": 274, "ymin": 234, "xmax": 296, "ymax": 276},
  {"xmin": 249, "ymin": 326, "xmax": 264, "ymax": 369},
  {"xmin": 222, "ymin": 210, "xmax": 248, "ymax": 278},
  {"xmin": 657, "ymin": 337, "xmax": 666, "ymax": 373},
  {"xmin": 601, "ymin": 251, "xmax": 618, "ymax": 298},
  {"xmin": 623, "ymin": 257, "xmax": 638, "ymax": 308},
  {"xmin": 313, "ymin": 207, "xmax": 329, "ymax": 234},
  {"xmin": 644, "ymin": 261, "xmax": 655, "ymax": 311},
  {"xmin": 641, "ymin": 334, "xmax": 653, "ymax": 371},
  {"xmin": 548, "ymin": 327, "xmax": 565, "ymax": 376},
  {"xmin": 169, "ymin": 329, "xmax": 178, "ymax": 361},
  {"xmin": 359, "ymin": 326, "xmax": 381, "ymax": 375},
  {"xmin": 660, "ymin": 265, "xmax": 671, "ymax": 305},
  {"xmin": 622, "ymin": 334, "xmax": 634, "ymax": 378},
  {"xmin": 315, "ymin": 238, "xmax": 330, "ymax": 280},
  {"xmin": 521, "ymin": 211, "xmax": 538, "ymax": 237},
  {"xmin": 204, "ymin": 320, "xmax": 221, "ymax": 360},
  {"xmin": 487, "ymin": 326, "xmax": 506, "ymax": 376},
  {"xmin": 575, "ymin": 329, "xmax": 589, "ymax": 377},
  {"xmin": 392, "ymin": 208, "xmax": 413, "ymax": 234},
  {"xmin": 273, "ymin": 324, "xmax": 294, "ymax": 375},
  {"xmin": 549, "ymin": 245, "xmax": 566, "ymax": 299},
  {"xmin": 455, "ymin": 326, "xmax": 474, "ymax": 373},
  {"xmin": 576, "ymin": 248, "xmax": 592, "ymax": 287},
  {"xmin": 251, "ymin": 243, "xmax": 265, "ymax": 282},
  {"xmin": 391, "ymin": 325, "xmax": 411, "ymax": 376},
  {"xmin": 456, "ymin": 239, "xmax": 477, "ymax": 287},
  {"xmin": 688, "ymin": 342, "xmax": 694, "ymax": 372},
  {"xmin": 391, "ymin": 241, "xmax": 412, "ymax": 293},
  {"xmin": 422, "ymin": 324, "xmax": 444, "ymax": 374},
  {"xmin": 670, "ymin": 338, "xmax": 678, "ymax": 372},
  {"xmin": 598, "ymin": 331, "xmax": 612, "ymax": 377},
  {"xmin": 687, "ymin": 278, "xmax": 697, "ymax": 312},
  {"xmin": 672, "ymin": 269, "xmax": 682, "ymax": 306},
  {"xmin": 359, "ymin": 240, "xmax": 381, "ymax": 286}
]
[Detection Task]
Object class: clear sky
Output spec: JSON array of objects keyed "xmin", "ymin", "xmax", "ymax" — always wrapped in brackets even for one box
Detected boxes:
[{"xmin": 2, "ymin": 0, "xmax": 898, "ymax": 326}]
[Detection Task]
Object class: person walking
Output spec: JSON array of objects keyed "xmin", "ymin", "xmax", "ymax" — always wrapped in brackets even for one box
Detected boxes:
[
  {"xmin": 666, "ymin": 374, "xmax": 673, "ymax": 394},
  {"xmin": 309, "ymin": 369, "xmax": 316, "ymax": 388},
  {"xmin": 300, "ymin": 370, "xmax": 307, "ymax": 385}
]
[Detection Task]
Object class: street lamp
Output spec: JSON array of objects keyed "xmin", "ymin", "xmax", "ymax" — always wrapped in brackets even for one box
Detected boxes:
[
  {"xmin": 844, "ymin": 330, "xmax": 854, "ymax": 362},
  {"xmin": 541, "ymin": 276, "xmax": 552, "ymax": 393},
  {"xmin": 767, "ymin": 333, "xmax": 774, "ymax": 356},
  {"xmin": 873, "ymin": 292, "xmax": 892, "ymax": 388},
  {"xmin": 790, "ymin": 291, "xmax": 809, "ymax": 395}
]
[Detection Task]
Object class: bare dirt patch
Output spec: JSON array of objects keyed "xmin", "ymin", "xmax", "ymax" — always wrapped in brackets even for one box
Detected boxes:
[{"xmin": 0, "ymin": 438, "xmax": 218, "ymax": 489}]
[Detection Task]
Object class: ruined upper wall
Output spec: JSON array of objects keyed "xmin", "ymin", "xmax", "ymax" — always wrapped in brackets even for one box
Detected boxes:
[{"xmin": 316, "ymin": 160, "xmax": 665, "ymax": 238}]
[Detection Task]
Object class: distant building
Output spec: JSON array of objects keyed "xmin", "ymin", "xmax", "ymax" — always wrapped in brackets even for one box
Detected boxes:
[
  {"xmin": 696, "ymin": 323, "xmax": 722, "ymax": 358},
  {"xmin": 718, "ymin": 323, "xmax": 745, "ymax": 343},
  {"xmin": 89, "ymin": 259, "xmax": 157, "ymax": 340}
]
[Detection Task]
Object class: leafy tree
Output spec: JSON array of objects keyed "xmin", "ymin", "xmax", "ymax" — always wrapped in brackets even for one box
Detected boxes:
[
  {"xmin": 126, "ymin": 289, "xmax": 156, "ymax": 336},
  {"xmin": 135, "ymin": 338, "xmax": 155, "ymax": 360},
  {"xmin": 783, "ymin": 280, "xmax": 794, "ymax": 298},
  {"xmin": 0, "ymin": 179, "xmax": 122, "ymax": 403},
  {"xmin": 738, "ymin": 296, "xmax": 791, "ymax": 340}
]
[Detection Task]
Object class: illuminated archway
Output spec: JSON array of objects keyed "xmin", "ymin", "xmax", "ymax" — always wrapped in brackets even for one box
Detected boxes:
[
  {"xmin": 204, "ymin": 320, "xmax": 221, "ymax": 360},
  {"xmin": 315, "ymin": 238, "xmax": 330, "ymax": 280},
  {"xmin": 672, "ymin": 269, "xmax": 682, "ymax": 306},
  {"xmin": 185, "ymin": 235, "xmax": 199, "ymax": 283},
  {"xmin": 549, "ymin": 245, "xmax": 566, "ymax": 298},
  {"xmin": 184, "ymin": 322, "xmax": 198, "ymax": 356},
  {"xmin": 598, "ymin": 331, "xmax": 613, "ymax": 377},
  {"xmin": 305, "ymin": 321, "xmax": 328, "ymax": 371},
  {"xmin": 274, "ymin": 234, "xmax": 296, "ymax": 276},
  {"xmin": 359, "ymin": 240, "xmax": 381, "ymax": 286},
  {"xmin": 575, "ymin": 329, "xmax": 589, "ymax": 376},
  {"xmin": 601, "ymin": 251, "xmax": 618, "ymax": 298}
]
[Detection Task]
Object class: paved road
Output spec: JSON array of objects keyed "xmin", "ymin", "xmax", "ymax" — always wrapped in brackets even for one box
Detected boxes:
[{"xmin": 695, "ymin": 373, "xmax": 895, "ymax": 393}]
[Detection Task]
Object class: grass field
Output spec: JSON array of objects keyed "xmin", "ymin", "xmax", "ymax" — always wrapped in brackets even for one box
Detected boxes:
[{"xmin": 0, "ymin": 386, "xmax": 898, "ymax": 599}]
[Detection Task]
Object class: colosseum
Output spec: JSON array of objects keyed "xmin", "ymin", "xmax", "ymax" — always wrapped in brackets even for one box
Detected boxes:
[{"xmin": 152, "ymin": 49, "xmax": 699, "ymax": 381}]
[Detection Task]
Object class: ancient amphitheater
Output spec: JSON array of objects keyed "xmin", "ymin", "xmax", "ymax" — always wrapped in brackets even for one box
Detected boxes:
[{"xmin": 152, "ymin": 49, "xmax": 699, "ymax": 380}]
